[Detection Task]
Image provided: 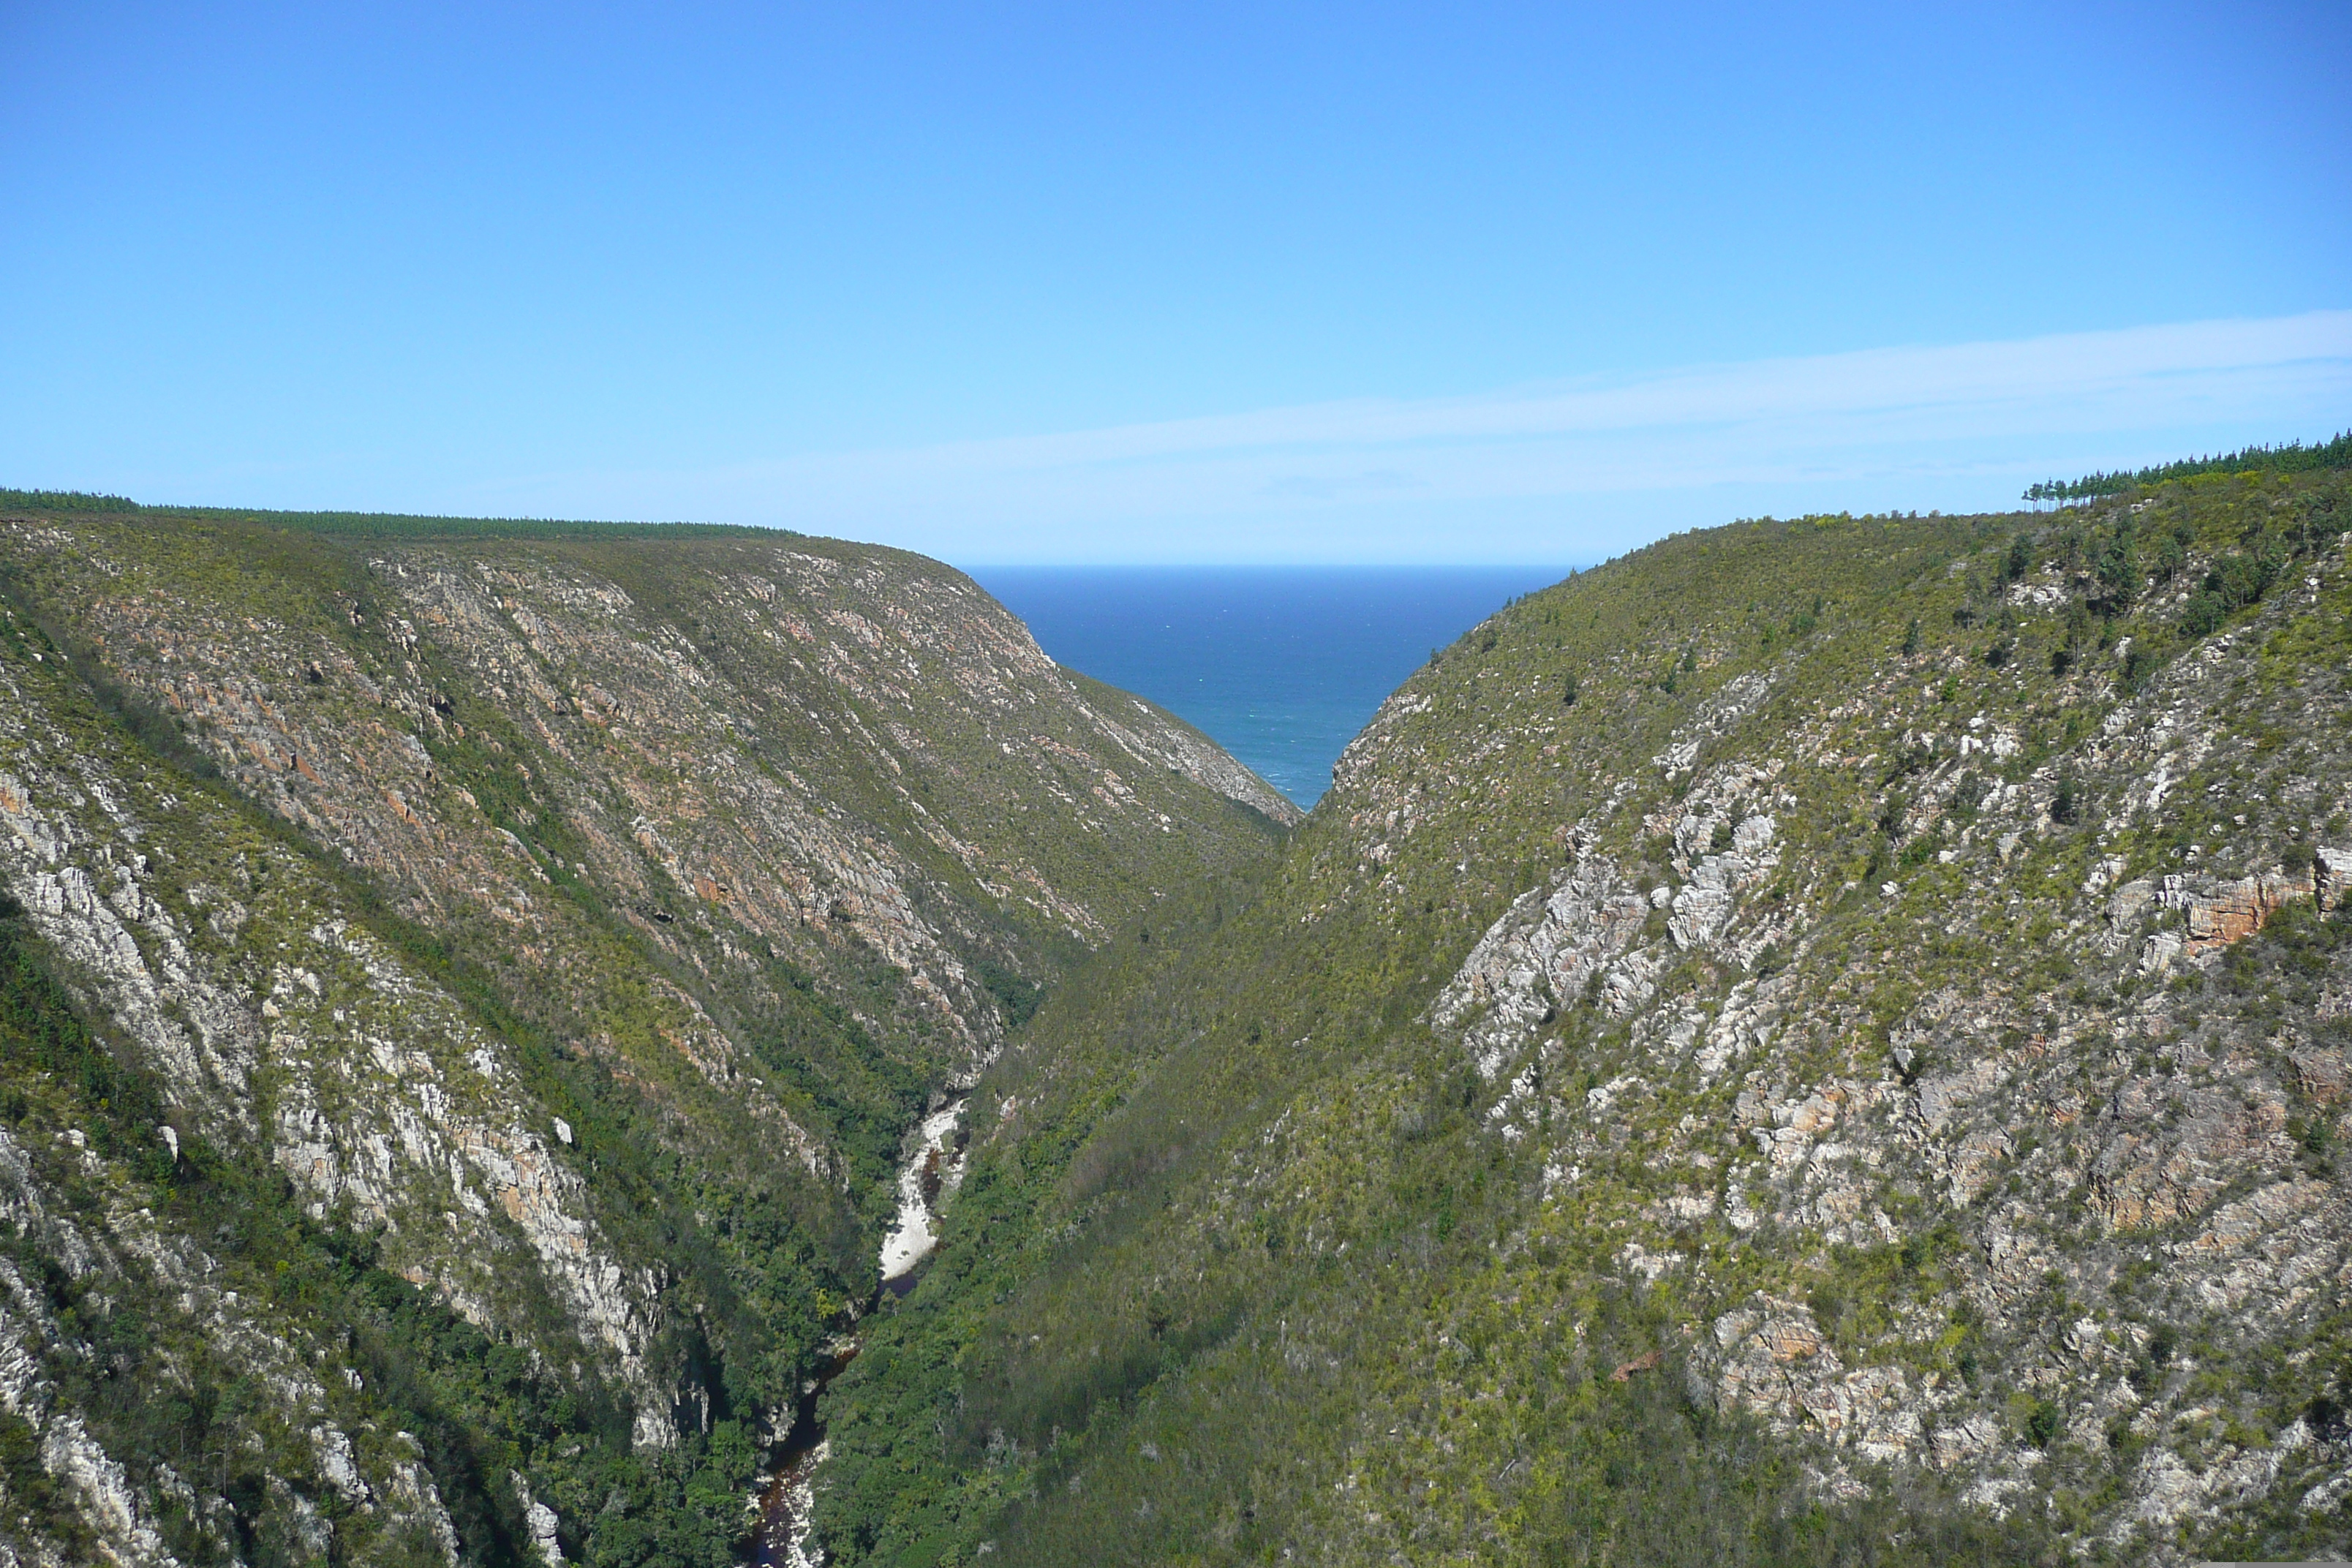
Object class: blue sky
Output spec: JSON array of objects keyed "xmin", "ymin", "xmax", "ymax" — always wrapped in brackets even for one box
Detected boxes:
[{"xmin": 2, "ymin": 1, "xmax": 2347, "ymax": 562}]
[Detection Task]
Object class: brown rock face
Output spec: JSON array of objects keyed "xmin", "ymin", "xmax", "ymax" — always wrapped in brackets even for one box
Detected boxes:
[
  {"xmin": 2178, "ymin": 870, "xmax": 2310, "ymax": 953},
  {"xmin": 1610, "ymin": 1349, "xmax": 1663, "ymax": 1381},
  {"xmin": 2293, "ymin": 1046, "xmax": 2349, "ymax": 1106},
  {"xmin": 2090, "ymin": 1078, "xmax": 2288, "ymax": 1230}
]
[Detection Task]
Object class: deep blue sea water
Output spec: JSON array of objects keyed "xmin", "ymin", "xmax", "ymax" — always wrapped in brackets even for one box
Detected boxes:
[{"xmin": 970, "ymin": 567, "xmax": 1572, "ymax": 809}]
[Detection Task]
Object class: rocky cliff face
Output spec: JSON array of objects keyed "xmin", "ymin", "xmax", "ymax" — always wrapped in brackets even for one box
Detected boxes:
[
  {"xmin": 14, "ymin": 517, "xmax": 1292, "ymax": 1076},
  {"xmin": 1401, "ymin": 549, "xmax": 2352, "ymax": 1545},
  {"xmin": 815, "ymin": 466, "xmax": 2352, "ymax": 1567},
  {"xmin": 0, "ymin": 508, "xmax": 1292, "ymax": 1567}
]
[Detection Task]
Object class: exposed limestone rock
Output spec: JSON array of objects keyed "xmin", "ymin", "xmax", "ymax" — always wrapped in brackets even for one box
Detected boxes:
[
  {"xmin": 1667, "ymin": 813, "xmax": 1779, "ymax": 950},
  {"xmin": 0, "ymin": 719, "xmax": 667, "ymax": 1419},
  {"xmin": 1433, "ymin": 856, "xmax": 1650, "ymax": 1078},
  {"xmin": 1363, "ymin": 516, "xmax": 2352, "ymax": 1556}
]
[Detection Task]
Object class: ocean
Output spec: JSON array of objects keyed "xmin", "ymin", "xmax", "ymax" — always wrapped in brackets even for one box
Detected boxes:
[{"xmin": 969, "ymin": 566, "xmax": 1573, "ymax": 810}]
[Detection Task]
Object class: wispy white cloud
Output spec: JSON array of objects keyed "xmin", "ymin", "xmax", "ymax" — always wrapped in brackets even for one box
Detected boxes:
[{"xmin": 490, "ymin": 312, "xmax": 2352, "ymax": 561}]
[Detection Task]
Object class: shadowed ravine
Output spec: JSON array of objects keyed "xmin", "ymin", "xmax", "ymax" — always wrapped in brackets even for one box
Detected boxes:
[{"xmin": 757, "ymin": 1096, "xmax": 970, "ymax": 1567}]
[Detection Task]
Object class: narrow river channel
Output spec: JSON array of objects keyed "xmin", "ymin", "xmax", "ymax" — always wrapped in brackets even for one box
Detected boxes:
[{"xmin": 753, "ymin": 1093, "xmax": 970, "ymax": 1567}]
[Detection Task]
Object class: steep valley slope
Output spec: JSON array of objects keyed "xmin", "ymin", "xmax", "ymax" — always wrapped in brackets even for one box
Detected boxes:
[
  {"xmin": 814, "ymin": 457, "xmax": 2352, "ymax": 1566},
  {"xmin": 0, "ymin": 502, "xmax": 1294, "ymax": 1567}
]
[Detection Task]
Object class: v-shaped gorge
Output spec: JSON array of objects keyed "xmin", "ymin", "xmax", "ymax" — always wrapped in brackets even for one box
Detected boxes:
[
  {"xmin": 815, "ymin": 466, "xmax": 2352, "ymax": 1568},
  {"xmin": 4, "ymin": 463, "xmax": 2352, "ymax": 1568}
]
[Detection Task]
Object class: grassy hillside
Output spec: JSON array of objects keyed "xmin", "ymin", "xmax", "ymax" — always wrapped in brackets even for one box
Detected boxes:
[
  {"xmin": 816, "ymin": 461, "xmax": 2352, "ymax": 1566},
  {"xmin": 0, "ymin": 502, "xmax": 1292, "ymax": 1566}
]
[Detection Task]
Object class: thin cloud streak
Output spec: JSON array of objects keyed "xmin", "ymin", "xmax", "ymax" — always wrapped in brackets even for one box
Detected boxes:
[
  {"xmin": 483, "ymin": 312, "xmax": 2352, "ymax": 559},
  {"xmin": 829, "ymin": 309, "xmax": 2352, "ymax": 470}
]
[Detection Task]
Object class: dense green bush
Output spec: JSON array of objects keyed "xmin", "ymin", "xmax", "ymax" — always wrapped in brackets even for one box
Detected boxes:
[{"xmin": 2026, "ymin": 429, "xmax": 2352, "ymax": 504}]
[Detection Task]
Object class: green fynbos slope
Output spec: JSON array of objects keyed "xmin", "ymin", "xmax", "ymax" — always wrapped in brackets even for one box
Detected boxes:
[{"xmin": 818, "ymin": 460, "xmax": 2352, "ymax": 1567}]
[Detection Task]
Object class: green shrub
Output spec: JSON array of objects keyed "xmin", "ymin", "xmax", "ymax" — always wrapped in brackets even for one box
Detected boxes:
[{"xmin": 2025, "ymin": 1398, "xmax": 2062, "ymax": 1450}]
